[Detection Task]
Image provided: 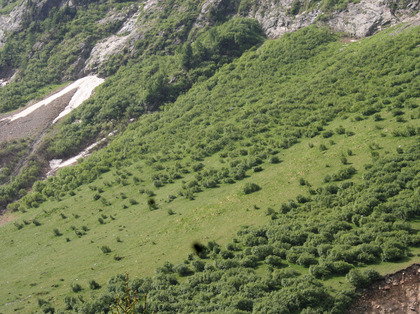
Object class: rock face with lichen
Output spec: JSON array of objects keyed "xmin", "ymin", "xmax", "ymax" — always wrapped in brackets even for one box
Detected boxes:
[
  {"xmin": 246, "ymin": 0, "xmax": 419, "ymax": 38},
  {"xmin": 0, "ymin": 0, "xmax": 419, "ymax": 75}
]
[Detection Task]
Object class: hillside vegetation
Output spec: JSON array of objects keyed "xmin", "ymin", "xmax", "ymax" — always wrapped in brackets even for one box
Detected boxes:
[{"xmin": 0, "ymin": 23, "xmax": 419, "ymax": 313}]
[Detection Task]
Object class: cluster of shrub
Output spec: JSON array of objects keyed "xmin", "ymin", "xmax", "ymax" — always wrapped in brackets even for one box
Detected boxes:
[
  {"xmin": 5, "ymin": 24, "xmax": 419, "ymax": 213},
  {"xmin": 52, "ymin": 139, "xmax": 420, "ymax": 313}
]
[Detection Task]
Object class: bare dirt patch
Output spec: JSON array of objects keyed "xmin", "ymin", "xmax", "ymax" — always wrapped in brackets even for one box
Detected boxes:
[
  {"xmin": 0, "ymin": 212, "xmax": 16, "ymax": 227},
  {"xmin": 0, "ymin": 88, "xmax": 77, "ymax": 142},
  {"xmin": 348, "ymin": 264, "xmax": 420, "ymax": 313}
]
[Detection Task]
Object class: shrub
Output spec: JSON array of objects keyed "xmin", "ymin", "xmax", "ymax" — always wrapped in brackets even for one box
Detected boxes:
[
  {"xmin": 265, "ymin": 255, "xmax": 283, "ymax": 267},
  {"xmin": 192, "ymin": 260, "xmax": 205, "ymax": 272},
  {"xmin": 335, "ymin": 126, "xmax": 346, "ymax": 134},
  {"xmin": 32, "ymin": 219, "xmax": 41, "ymax": 226},
  {"xmin": 242, "ymin": 182, "xmax": 261, "ymax": 194},
  {"xmin": 101, "ymin": 245, "xmax": 112, "ymax": 254},
  {"xmin": 346, "ymin": 269, "xmax": 366, "ymax": 288},
  {"xmin": 174, "ymin": 264, "xmax": 193, "ymax": 276},
  {"xmin": 71, "ymin": 283, "xmax": 82, "ymax": 293},
  {"xmin": 346, "ymin": 269, "xmax": 381, "ymax": 288},
  {"xmin": 373, "ymin": 114, "xmax": 382, "ymax": 121},
  {"xmin": 381, "ymin": 246, "xmax": 404, "ymax": 261},
  {"xmin": 220, "ymin": 250, "xmax": 235, "ymax": 259},
  {"xmin": 53, "ymin": 228, "xmax": 62, "ymax": 236},
  {"xmin": 269, "ymin": 156, "xmax": 280, "ymax": 164},
  {"xmin": 296, "ymin": 253, "xmax": 318, "ymax": 267},
  {"xmin": 64, "ymin": 296, "xmax": 77, "ymax": 310},
  {"xmin": 89, "ymin": 280, "xmax": 101, "ymax": 290},
  {"xmin": 147, "ymin": 198, "xmax": 158, "ymax": 210},
  {"xmin": 129, "ymin": 198, "xmax": 138, "ymax": 205},
  {"xmin": 322, "ymin": 130, "xmax": 334, "ymax": 138},
  {"xmin": 309, "ymin": 264, "xmax": 331, "ymax": 279}
]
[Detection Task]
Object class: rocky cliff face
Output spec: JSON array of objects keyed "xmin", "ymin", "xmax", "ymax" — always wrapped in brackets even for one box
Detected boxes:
[
  {"xmin": 0, "ymin": 0, "xmax": 419, "ymax": 75},
  {"xmin": 0, "ymin": 0, "xmax": 74, "ymax": 48},
  {"xmin": 84, "ymin": 0, "xmax": 420, "ymax": 75},
  {"xmin": 249, "ymin": 0, "xmax": 419, "ymax": 38},
  {"xmin": 0, "ymin": 1, "xmax": 26, "ymax": 47}
]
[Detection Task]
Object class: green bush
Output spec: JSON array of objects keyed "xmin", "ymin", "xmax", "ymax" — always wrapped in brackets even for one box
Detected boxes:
[
  {"xmin": 89, "ymin": 280, "xmax": 101, "ymax": 290},
  {"xmin": 53, "ymin": 228, "xmax": 62, "ymax": 236},
  {"xmin": 71, "ymin": 283, "xmax": 82, "ymax": 293},
  {"xmin": 174, "ymin": 264, "xmax": 193, "ymax": 276},
  {"xmin": 101, "ymin": 245, "xmax": 112, "ymax": 254},
  {"xmin": 242, "ymin": 183, "xmax": 261, "ymax": 194}
]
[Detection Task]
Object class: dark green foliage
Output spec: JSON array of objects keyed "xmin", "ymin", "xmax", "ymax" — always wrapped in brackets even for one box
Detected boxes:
[
  {"xmin": 4, "ymin": 17, "xmax": 420, "ymax": 313},
  {"xmin": 346, "ymin": 268, "xmax": 381, "ymax": 288},
  {"xmin": 269, "ymin": 156, "xmax": 281, "ymax": 164},
  {"xmin": 71, "ymin": 283, "xmax": 82, "ymax": 293},
  {"xmin": 89, "ymin": 280, "xmax": 101, "ymax": 290},
  {"xmin": 14, "ymin": 25, "xmax": 419, "ymax": 213},
  {"xmin": 335, "ymin": 126, "xmax": 346, "ymax": 134},
  {"xmin": 53, "ymin": 228, "xmax": 62, "ymax": 236},
  {"xmin": 242, "ymin": 182, "xmax": 261, "ymax": 194},
  {"xmin": 101, "ymin": 245, "xmax": 111, "ymax": 254},
  {"xmin": 78, "ymin": 136, "xmax": 420, "ymax": 311},
  {"xmin": 322, "ymin": 130, "xmax": 334, "ymax": 138},
  {"xmin": 174, "ymin": 264, "xmax": 193, "ymax": 276},
  {"xmin": 147, "ymin": 198, "xmax": 158, "ymax": 210},
  {"xmin": 37, "ymin": 298, "xmax": 55, "ymax": 313},
  {"xmin": 32, "ymin": 219, "xmax": 41, "ymax": 226},
  {"xmin": 128, "ymin": 198, "xmax": 138, "ymax": 205}
]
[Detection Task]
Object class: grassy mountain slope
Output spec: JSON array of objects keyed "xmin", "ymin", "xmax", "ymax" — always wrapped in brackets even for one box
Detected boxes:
[{"xmin": 0, "ymin": 24, "xmax": 419, "ymax": 312}]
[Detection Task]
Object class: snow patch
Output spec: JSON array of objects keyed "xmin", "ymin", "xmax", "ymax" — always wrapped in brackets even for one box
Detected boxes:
[
  {"xmin": 47, "ymin": 130, "xmax": 118, "ymax": 177},
  {"xmin": 47, "ymin": 139, "xmax": 105, "ymax": 177},
  {"xmin": 53, "ymin": 76, "xmax": 104, "ymax": 123},
  {"xmin": 1, "ymin": 75, "xmax": 104, "ymax": 123}
]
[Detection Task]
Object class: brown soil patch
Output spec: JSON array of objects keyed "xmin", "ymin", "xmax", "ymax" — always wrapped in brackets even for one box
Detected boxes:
[
  {"xmin": 0, "ymin": 212, "xmax": 16, "ymax": 227},
  {"xmin": 348, "ymin": 264, "xmax": 420, "ymax": 314},
  {"xmin": 0, "ymin": 88, "xmax": 77, "ymax": 142}
]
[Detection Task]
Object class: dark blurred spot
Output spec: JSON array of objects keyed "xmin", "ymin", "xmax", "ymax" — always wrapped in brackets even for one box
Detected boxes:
[{"xmin": 192, "ymin": 242, "xmax": 206, "ymax": 255}]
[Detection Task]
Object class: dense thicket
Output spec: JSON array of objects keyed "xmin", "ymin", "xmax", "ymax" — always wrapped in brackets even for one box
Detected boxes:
[
  {"xmin": 16, "ymin": 25, "xmax": 420, "ymax": 210},
  {"xmin": 59, "ymin": 140, "xmax": 420, "ymax": 313}
]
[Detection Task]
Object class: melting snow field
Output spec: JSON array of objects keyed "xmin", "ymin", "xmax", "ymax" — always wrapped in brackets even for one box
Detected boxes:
[
  {"xmin": 47, "ymin": 139, "xmax": 106, "ymax": 177},
  {"xmin": 1, "ymin": 75, "xmax": 104, "ymax": 123}
]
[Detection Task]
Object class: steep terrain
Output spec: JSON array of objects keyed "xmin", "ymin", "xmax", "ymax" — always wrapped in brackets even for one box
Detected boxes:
[
  {"xmin": 0, "ymin": 0, "xmax": 419, "ymax": 313},
  {"xmin": 349, "ymin": 264, "xmax": 420, "ymax": 313},
  {"xmin": 0, "ymin": 23, "xmax": 419, "ymax": 312}
]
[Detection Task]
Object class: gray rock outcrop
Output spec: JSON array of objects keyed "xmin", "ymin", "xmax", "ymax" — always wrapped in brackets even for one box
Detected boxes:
[
  {"xmin": 249, "ymin": 0, "xmax": 420, "ymax": 38},
  {"xmin": 0, "ymin": 0, "xmax": 419, "ymax": 76}
]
